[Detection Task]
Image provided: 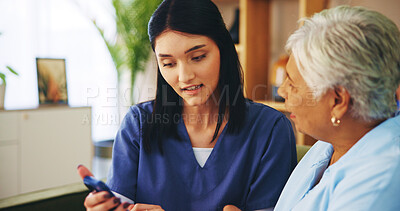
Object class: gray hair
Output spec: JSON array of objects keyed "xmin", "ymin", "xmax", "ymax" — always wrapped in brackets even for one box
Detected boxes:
[{"xmin": 286, "ymin": 5, "xmax": 400, "ymax": 122}]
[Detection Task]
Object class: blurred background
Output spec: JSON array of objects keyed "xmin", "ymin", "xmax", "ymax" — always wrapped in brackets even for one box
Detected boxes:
[{"xmin": 0, "ymin": 0, "xmax": 398, "ymax": 210}]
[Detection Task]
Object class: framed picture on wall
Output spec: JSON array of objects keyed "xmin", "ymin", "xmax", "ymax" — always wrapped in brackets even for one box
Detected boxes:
[{"xmin": 36, "ymin": 58, "xmax": 68, "ymax": 105}]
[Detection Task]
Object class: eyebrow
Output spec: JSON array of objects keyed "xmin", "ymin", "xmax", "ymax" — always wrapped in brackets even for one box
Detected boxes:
[
  {"xmin": 184, "ymin": 44, "xmax": 206, "ymax": 54},
  {"xmin": 157, "ymin": 44, "xmax": 206, "ymax": 58}
]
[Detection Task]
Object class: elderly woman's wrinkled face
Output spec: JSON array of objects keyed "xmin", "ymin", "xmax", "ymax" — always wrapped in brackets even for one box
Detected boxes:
[
  {"xmin": 278, "ymin": 55, "xmax": 332, "ymax": 140},
  {"xmin": 154, "ymin": 30, "xmax": 221, "ymax": 107}
]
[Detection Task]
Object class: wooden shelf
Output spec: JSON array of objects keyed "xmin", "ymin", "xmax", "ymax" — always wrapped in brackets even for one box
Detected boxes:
[
  {"xmin": 214, "ymin": 0, "xmax": 325, "ymax": 145},
  {"xmin": 240, "ymin": 0, "xmax": 270, "ymax": 100}
]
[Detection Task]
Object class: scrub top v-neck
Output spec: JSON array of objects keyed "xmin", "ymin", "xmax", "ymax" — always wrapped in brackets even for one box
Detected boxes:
[
  {"xmin": 178, "ymin": 117, "xmax": 226, "ymax": 169},
  {"xmin": 192, "ymin": 147, "xmax": 213, "ymax": 168},
  {"xmin": 107, "ymin": 100, "xmax": 297, "ymax": 211}
]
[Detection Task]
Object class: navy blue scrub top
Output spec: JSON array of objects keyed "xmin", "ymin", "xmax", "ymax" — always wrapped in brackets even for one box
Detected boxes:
[{"xmin": 107, "ymin": 100, "xmax": 297, "ymax": 211}]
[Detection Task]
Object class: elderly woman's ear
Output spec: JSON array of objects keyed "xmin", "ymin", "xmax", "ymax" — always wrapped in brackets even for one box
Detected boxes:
[{"xmin": 330, "ymin": 86, "xmax": 351, "ymax": 123}]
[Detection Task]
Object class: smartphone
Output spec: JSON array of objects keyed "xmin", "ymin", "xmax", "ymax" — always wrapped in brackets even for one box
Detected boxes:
[{"xmin": 83, "ymin": 176, "xmax": 115, "ymax": 197}]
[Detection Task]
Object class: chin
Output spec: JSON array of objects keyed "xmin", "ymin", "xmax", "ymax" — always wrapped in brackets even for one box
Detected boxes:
[
  {"xmin": 183, "ymin": 97, "xmax": 208, "ymax": 107},
  {"xmin": 184, "ymin": 100, "xmax": 204, "ymax": 107}
]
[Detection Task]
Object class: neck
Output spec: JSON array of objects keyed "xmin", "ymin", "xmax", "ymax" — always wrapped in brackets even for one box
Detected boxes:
[
  {"xmin": 329, "ymin": 118, "xmax": 383, "ymax": 165},
  {"xmin": 182, "ymin": 100, "xmax": 220, "ymax": 129}
]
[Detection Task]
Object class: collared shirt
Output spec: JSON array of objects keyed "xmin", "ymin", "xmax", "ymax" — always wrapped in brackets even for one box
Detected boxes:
[
  {"xmin": 107, "ymin": 100, "xmax": 297, "ymax": 211},
  {"xmin": 275, "ymin": 115, "xmax": 400, "ymax": 211}
]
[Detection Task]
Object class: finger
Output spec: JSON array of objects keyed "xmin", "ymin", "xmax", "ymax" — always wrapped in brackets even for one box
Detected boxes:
[
  {"xmin": 223, "ymin": 205, "xmax": 241, "ymax": 211},
  {"xmin": 128, "ymin": 204, "xmax": 135, "ymax": 210},
  {"xmin": 90, "ymin": 197, "xmax": 121, "ymax": 211},
  {"xmin": 77, "ymin": 164, "xmax": 94, "ymax": 179},
  {"xmin": 84, "ymin": 191, "xmax": 112, "ymax": 208},
  {"xmin": 131, "ymin": 203, "xmax": 164, "ymax": 211},
  {"xmin": 113, "ymin": 202, "xmax": 131, "ymax": 211}
]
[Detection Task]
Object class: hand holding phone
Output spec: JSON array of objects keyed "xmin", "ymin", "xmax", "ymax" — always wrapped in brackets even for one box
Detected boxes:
[
  {"xmin": 77, "ymin": 165, "xmax": 114, "ymax": 196},
  {"xmin": 78, "ymin": 165, "xmax": 134, "ymax": 210}
]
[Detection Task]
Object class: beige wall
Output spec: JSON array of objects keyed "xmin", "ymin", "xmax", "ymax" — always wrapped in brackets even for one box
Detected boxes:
[
  {"xmin": 269, "ymin": 0, "xmax": 400, "ymax": 69},
  {"xmin": 331, "ymin": 0, "xmax": 400, "ymax": 28},
  {"xmin": 270, "ymin": 0, "xmax": 299, "ymax": 68},
  {"xmin": 135, "ymin": 0, "xmax": 400, "ymax": 104}
]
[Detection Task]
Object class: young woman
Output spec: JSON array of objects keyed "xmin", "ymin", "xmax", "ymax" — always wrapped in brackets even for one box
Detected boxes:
[{"xmin": 82, "ymin": 0, "xmax": 296, "ymax": 210}]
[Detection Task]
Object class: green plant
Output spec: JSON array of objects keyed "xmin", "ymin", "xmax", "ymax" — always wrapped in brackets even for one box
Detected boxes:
[
  {"xmin": 94, "ymin": 0, "xmax": 161, "ymax": 103},
  {"xmin": 0, "ymin": 32, "xmax": 18, "ymax": 85},
  {"xmin": 0, "ymin": 66, "xmax": 18, "ymax": 85}
]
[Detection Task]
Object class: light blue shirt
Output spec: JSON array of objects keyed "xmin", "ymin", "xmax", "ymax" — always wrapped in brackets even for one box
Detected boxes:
[{"xmin": 275, "ymin": 115, "xmax": 400, "ymax": 211}]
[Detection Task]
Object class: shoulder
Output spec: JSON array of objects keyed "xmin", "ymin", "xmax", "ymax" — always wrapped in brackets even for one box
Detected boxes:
[
  {"xmin": 327, "ymin": 139, "xmax": 400, "ymax": 209},
  {"xmin": 129, "ymin": 100, "xmax": 154, "ymax": 116},
  {"xmin": 113, "ymin": 102, "xmax": 156, "ymax": 150},
  {"xmin": 123, "ymin": 100, "xmax": 154, "ymax": 121},
  {"xmin": 242, "ymin": 100, "xmax": 295, "ymax": 146},
  {"xmin": 341, "ymin": 115, "xmax": 400, "ymax": 175},
  {"xmin": 292, "ymin": 141, "xmax": 333, "ymax": 172},
  {"xmin": 245, "ymin": 100, "xmax": 286, "ymax": 123},
  {"xmin": 119, "ymin": 101, "xmax": 154, "ymax": 131},
  {"xmin": 328, "ymin": 120, "xmax": 400, "ymax": 203},
  {"xmin": 335, "ymin": 140, "xmax": 400, "ymax": 184},
  {"xmin": 301, "ymin": 141, "xmax": 333, "ymax": 161}
]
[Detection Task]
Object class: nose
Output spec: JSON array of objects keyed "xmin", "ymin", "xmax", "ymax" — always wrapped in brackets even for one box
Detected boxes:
[
  {"xmin": 277, "ymin": 79, "xmax": 288, "ymax": 100},
  {"xmin": 178, "ymin": 63, "xmax": 195, "ymax": 83}
]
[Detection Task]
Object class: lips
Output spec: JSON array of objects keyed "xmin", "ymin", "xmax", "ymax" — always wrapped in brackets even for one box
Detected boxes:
[
  {"xmin": 181, "ymin": 84, "xmax": 204, "ymax": 95},
  {"xmin": 290, "ymin": 114, "xmax": 296, "ymax": 119},
  {"xmin": 181, "ymin": 84, "xmax": 203, "ymax": 91}
]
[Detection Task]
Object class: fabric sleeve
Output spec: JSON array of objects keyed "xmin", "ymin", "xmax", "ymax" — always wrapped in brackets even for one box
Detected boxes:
[
  {"xmin": 245, "ymin": 116, "xmax": 297, "ymax": 210},
  {"xmin": 112, "ymin": 191, "xmax": 135, "ymax": 204},
  {"xmin": 106, "ymin": 106, "xmax": 142, "ymax": 201}
]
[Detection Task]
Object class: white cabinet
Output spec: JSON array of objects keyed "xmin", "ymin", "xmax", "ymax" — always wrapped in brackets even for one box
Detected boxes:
[
  {"xmin": 0, "ymin": 106, "xmax": 92, "ymax": 199},
  {"xmin": 0, "ymin": 144, "xmax": 19, "ymax": 199}
]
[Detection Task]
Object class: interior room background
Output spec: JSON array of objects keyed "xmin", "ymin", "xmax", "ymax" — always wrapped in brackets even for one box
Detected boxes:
[
  {"xmin": 0, "ymin": 0, "xmax": 399, "ymax": 208},
  {"xmin": 1, "ymin": 0, "xmax": 399, "ymax": 143}
]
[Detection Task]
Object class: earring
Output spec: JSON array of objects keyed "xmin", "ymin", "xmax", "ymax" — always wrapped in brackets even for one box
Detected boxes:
[{"xmin": 331, "ymin": 116, "xmax": 341, "ymax": 126}]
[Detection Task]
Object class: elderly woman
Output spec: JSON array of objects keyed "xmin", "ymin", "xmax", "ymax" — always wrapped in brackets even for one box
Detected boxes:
[{"xmin": 273, "ymin": 5, "xmax": 400, "ymax": 211}]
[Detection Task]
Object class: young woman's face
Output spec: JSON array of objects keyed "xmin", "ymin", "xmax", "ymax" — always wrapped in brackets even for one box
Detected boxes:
[{"xmin": 154, "ymin": 31, "xmax": 221, "ymax": 107}]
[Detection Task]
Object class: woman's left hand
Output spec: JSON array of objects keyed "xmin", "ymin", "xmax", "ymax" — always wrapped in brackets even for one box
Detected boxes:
[{"xmin": 223, "ymin": 205, "xmax": 241, "ymax": 211}]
